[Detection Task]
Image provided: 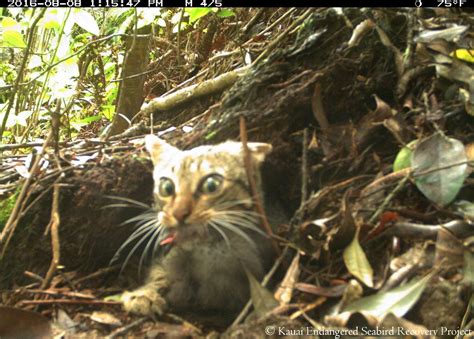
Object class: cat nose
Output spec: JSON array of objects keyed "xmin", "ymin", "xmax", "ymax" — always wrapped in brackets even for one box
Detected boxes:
[
  {"xmin": 173, "ymin": 207, "xmax": 191, "ymax": 222},
  {"xmin": 173, "ymin": 198, "xmax": 192, "ymax": 223}
]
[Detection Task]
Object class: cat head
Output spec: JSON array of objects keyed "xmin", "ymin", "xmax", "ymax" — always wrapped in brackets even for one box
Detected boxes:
[{"xmin": 144, "ymin": 135, "xmax": 272, "ymax": 237}]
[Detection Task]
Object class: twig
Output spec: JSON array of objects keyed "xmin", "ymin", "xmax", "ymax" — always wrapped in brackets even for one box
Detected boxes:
[
  {"xmin": 24, "ymin": 271, "xmax": 45, "ymax": 283},
  {"xmin": 41, "ymin": 184, "xmax": 62, "ymax": 289},
  {"xmin": 19, "ymin": 299, "xmax": 122, "ymax": 306},
  {"xmin": 176, "ymin": 8, "xmax": 185, "ymax": 65},
  {"xmin": 73, "ymin": 266, "xmax": 120, "ymax": 285},
  {"xmin": 0, "ymin": 140, "xmax": 79, "ymax": 152},
  {"xmin": 289, "ymin": 129, "xmax": 310, "ymax": 235},
  {"xmin": 368, "ymin": 175, "xmax": 409, "ymax": 225},
  {"xmin": 241, "ymin": 8, "xmax": 267, "ymax": 36},
  {"xmin": 252, "ymin": 8, "xmax": 313, "ymax": 65},
  {"xmin": 292, "ymin": 175, "xmax": 372, "ymax": 225},
  {"xmin": 362, "ymin": 159, "xmax": 472, "ymax": 201},
  {"xmin": 106, "ymin": 317, "xmax": 148, "ymax": 339},
  {"xmin": 360, "ymin": 168, "xmax": 411, "ymax": 200},
  {"xmin": 251, "ymin": 8, "xmax": 296, "ymax": 38},
  {"xmin": 300, "ymin": 128, "xmax": 309, "ymax": 205},
  {"xmin": 239, "ymin": 116, "xmax": 279, "ymax": 255},
  {"xmin": 24, "ymin": 289, "xmax": 95, "ymax": 299},
  {"xmin": 0, "ymin": 130, "xmax": 54, "ymax": 257},
  {"xmin": 404, "ymin": 11, "xmax": 416, "ymax": 70}
]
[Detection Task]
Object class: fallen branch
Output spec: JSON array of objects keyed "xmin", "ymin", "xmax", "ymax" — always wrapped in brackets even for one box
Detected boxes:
[{"xmin": 138, "ymin": 66, "xmax": 249, "ymax": 118}]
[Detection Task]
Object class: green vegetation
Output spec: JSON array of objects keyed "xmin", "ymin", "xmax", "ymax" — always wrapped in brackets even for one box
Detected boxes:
[{"xmin": 0, "ymin": 8, "xmax": 234, "ymax": 142}]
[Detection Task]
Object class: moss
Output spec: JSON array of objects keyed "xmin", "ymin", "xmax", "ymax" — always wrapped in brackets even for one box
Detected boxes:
[{"xmin": 0, "ymin": 190, "xmax": 18, "ymax": 229}]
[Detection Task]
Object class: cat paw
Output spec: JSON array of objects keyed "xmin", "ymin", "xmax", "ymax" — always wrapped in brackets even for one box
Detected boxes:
[{"xmin": 122, "ymin": 288, "xmax": 167, "ymax": 316}]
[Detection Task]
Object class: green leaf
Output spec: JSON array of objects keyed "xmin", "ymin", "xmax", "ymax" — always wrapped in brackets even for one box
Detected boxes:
[
  {"xmin": 204, "ymin": 130, "xmax": 217, "ymax": 141},
  {"xmin": 185, "ymin": 8, "xmax": 212, "ymax": 23},
  {"xmin": 343, "ymin": 233, "xmax": 374, "ymax": 287},
  {"xmin": 41, "ymin": 14, "xmax": 61, "ymax": 30},
  {"xmin": 105, "ymin": 294, "xmax": 123, "ymax": 302},
  {"xmin": 217, "ymin": 9, "xmax": 235, "ymax": 18},
  {"xmin": 393, "ymin": 140, "xmax": 418, "ymax": 172},
  {"xmin": 71, "ymin": 116, "xmax": 101, "ymax": 131},
  {"xmin": 2, "ymin": 17, "xmax": 19, "ymax": 29},
  {"xmin": 74, "ymin": 9, "xmax": 100, "ymax": 36},
  {"xmin": 80, "ymin": 116, "xmax": 101, "ymax": 124},
  {"xmin": 3, "ymin": 30, "xmax": 26, "ymax": 48},
  {"xmin": 412, "ymin": 133, "xmax": 468, "ymax": 206},
  {"xmin": 343, "ymin": 273, "xmax": 432, "ymax": 317},
  {"xmin": 101, "ymin": 105, "xmax": 115, "ymax": 121}
]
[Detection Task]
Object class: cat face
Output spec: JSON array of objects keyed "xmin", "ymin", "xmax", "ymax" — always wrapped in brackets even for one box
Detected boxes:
[{"xmin": 145, "ymin": 135, "xmax": 272, "ymax": 240}]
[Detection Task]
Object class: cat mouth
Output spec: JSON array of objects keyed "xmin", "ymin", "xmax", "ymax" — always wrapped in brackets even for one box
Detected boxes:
[
  {"xmin": 159, "ymin": 232, "xmax": 176, "ymax": 245},
  {"xmin": 162, "ymin": 223, "xmax": 209, "ymax": 245}
]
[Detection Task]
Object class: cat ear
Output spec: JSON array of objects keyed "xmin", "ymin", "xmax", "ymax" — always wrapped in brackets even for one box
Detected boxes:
[
  {"xmin": 145, "ymin": 135, "xmax": 179, "ymax": 165},
  {"xmin": 246, "ymin": 142, "xmax": 272, "ymax": 164}
]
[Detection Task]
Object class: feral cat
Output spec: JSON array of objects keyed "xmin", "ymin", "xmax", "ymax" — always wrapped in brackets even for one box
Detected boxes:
[{"xmin": 121, "ymin": 135, "xmax": 274, "ymax": 317}]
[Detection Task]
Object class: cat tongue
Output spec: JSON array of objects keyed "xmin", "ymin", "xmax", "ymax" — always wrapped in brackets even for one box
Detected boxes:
[{"xmin": 160, "ymin": 233, "xmax": 176, "ymax": 245}]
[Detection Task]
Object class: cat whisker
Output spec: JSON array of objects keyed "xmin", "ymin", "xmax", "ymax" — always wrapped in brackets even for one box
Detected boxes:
[
  {"xmin": 110, "ymin": 219, "xmax": 158, "ymax": 266},
  {"xmin": 120, "ymin": 226, "xmax": 158, "ymax": 274},
  {"xmin": 218, "ymin": 209, "xmax": 261, "ymax": 217},
  {"xmin": 210, "ymin": 218, "xmax": 257, "ymax": 249},
  {"xmin": 139, "ymin": 224, "xmax": 164, "ymax": 277},
  {"xmin": 121, "ymin": 209, "xmax": 157, "ymax": 226},
  {"xmin": 212, "ymin": 210, "xmax": 260, "ymax": 224},
  {"xmin": 131, "ymin": 219, "xmax": 159, "ymax": 235},
  {"xmin": 152, "ymin": 228, "xmax": 171, "ymax": 262},
  {"xmin": 212, "ymin": 198, "xmax": 254, "ymax": 210},
  {"xmin": 111, "ymin": 228, "xmax": 153, "ymax": 266},
  {"xmin": 212, "ymin": 214, "xmax": 267, "ymax": 237},
  {"xmin": 103, "ymin": 195, "xmax": 151, "ymax": 209},
  {"xmin": 208, "ymin": 221, "xmax": 231, "ymax": 249}
]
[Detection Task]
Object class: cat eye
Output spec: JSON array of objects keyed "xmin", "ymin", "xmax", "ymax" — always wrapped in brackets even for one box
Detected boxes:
[
  {"xmin": 200, "ymin": 174, "xmax": 223, "ymax": 194},
  {"xmin": 159, "ymin": 178, "xmax": 175, "ymax": 197}
]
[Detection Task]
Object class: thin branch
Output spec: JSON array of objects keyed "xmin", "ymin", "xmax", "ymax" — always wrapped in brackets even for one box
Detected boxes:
[
  {"xmin": 252, "ymin": 8, "xmax": 313, "ymax": 65},
  {"xmin": 106, "ymin": 318, "xmax": 148, "ymax": 339},
  {"xmin": 368, "ymin": 175, "xmax": 409, "ymax": 225},
  {"xmin": 239, "ymin": 116, "xmax": 279, "ymax": 255},
  {"xmin": 300, "ymin": 128, "xmax": 309, "ymax": 206},
  {"xmin": 19, "ymin": 299, "xmax": 122, "ymax": 306},
  {"xmin": 176, "ymin": 8, "xmax": 185, "ymax": 65},
  {"xmin": 0, "ymin": 130, "xmax": 54, "ymax": 257},
  {"xmin": 40, "ymin": 184, "xmax": 62, "ymax": 289}
]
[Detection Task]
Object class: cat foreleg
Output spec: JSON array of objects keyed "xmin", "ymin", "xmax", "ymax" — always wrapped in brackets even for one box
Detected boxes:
[{"xmin": 122, "ymin": 264, "xmax": 168, "ymax": 316}]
